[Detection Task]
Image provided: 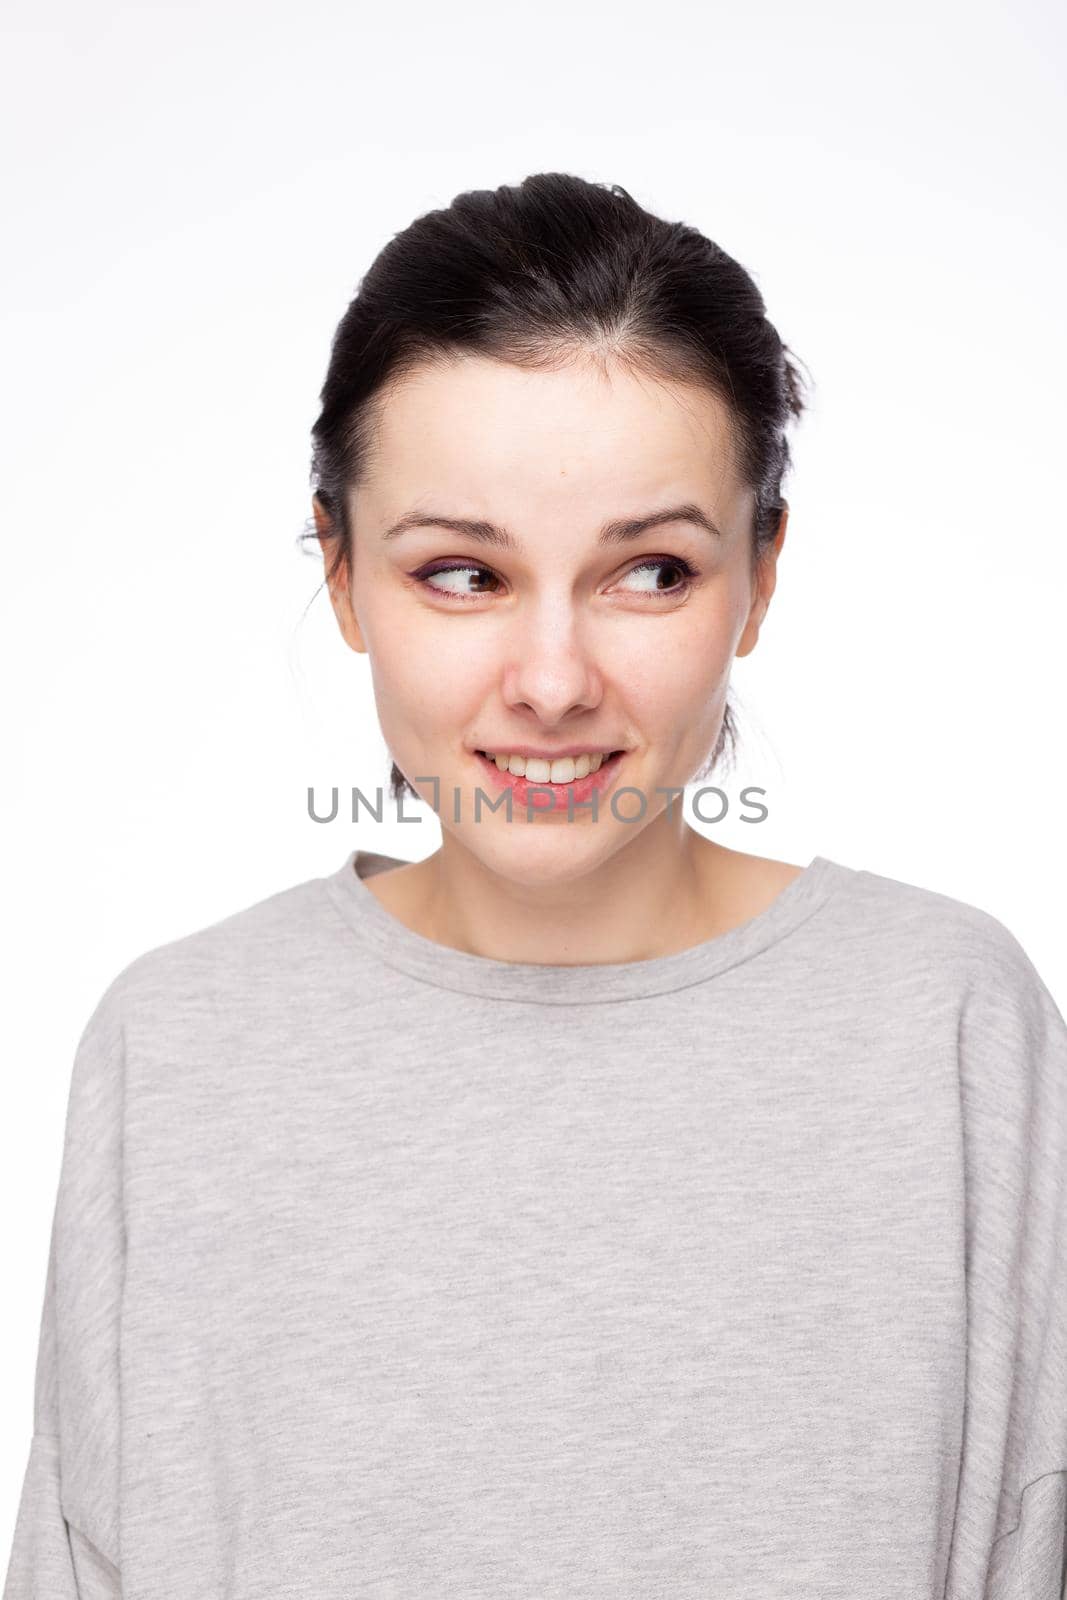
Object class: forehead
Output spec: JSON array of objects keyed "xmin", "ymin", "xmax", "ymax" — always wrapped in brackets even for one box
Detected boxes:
[{"xmin": 355, "ymin": 353, "xmax": 748, "ymax": 526}]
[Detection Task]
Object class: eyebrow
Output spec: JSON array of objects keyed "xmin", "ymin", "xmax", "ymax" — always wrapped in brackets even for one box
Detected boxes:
[{"xmin": 380, "ymin": 502, "xmax": 725, "ymax": 548}]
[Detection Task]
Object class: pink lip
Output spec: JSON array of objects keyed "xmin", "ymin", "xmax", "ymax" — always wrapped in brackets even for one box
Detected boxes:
[
  {"xmin": 472, "ymin": 749, "xmax": 626, "ymax": 811},
  {"xmin": 474, "ymin": 743, "xmax": 622, "ymax": 760}
]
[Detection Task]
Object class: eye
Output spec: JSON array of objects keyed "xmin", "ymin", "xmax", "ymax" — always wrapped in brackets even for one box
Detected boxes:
[
  {"xmin": 411, "ymin": 562, "xmax": 504, "ymax": 602},
  {"xmin": 615, "ymin": 556, "xmax": 698, "ymax": 597},
  {"xmin": 408, "ymin": 554, "xmax": 699, "ymax": 605}
]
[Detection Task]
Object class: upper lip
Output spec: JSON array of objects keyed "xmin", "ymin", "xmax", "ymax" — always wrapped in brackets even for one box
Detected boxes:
[{"xmin": 475, "ymin": 744, "xmax": 623, "ymax": 759}]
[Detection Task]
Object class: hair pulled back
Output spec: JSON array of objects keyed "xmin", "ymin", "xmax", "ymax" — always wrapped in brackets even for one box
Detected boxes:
[{"xmin": 306, "ymin": 172, "xmax": 809, "ymax": 801}]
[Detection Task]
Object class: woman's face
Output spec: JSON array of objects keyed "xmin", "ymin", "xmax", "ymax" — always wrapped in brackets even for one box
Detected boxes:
[{"xmin": 320, "ymin": 351, "xmax": 784, "ymax": 884}]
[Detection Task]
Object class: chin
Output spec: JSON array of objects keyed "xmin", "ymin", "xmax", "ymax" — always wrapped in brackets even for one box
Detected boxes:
[{"xmin": 455, "ymin": 825, "xmax": 630, "ymax": 888}]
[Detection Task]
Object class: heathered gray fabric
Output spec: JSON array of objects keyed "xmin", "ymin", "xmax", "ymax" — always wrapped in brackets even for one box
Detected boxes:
[{"xmin": 4, "ymin": 846, "xmax": 1066, "ymax": 1599}]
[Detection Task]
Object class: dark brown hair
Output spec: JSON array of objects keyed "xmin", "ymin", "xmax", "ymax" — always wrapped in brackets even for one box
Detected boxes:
[{"xmin": 303, "ymin": 171, "xmax": 810, "ymax": 799}]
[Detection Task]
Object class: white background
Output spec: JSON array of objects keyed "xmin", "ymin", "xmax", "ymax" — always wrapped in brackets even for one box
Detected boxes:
[{"xmin": 2, "ymin": 0, "xmax": 1064, "ymax": 1548}]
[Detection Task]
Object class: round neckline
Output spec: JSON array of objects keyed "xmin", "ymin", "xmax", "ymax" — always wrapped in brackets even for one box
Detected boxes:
[{"xmin": 323, "ymin": 846, "xmax": 854, "ymax": 1005}]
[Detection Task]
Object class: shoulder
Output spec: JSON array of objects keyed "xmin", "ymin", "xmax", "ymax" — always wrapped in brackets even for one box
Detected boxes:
[
  {"xmin": 839, "ymin": 860, "xmax": 1051, "ymax": 998},
  {"xmin": 844, "ymin": 864, "xmax": 1065, "ymax": 1092},
  {"xmin": 76, "ymin": 867, "xmax": 338, "ymax": 1054}
]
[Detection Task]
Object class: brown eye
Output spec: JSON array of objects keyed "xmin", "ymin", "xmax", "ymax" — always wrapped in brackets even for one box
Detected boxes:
[
  {"xmin": 617, "ymin": 557, "xmax": 697, "ymax": 595},
  {"xmin": 412, "ymin": 563, "xmax": 503, "ymax": 601}
]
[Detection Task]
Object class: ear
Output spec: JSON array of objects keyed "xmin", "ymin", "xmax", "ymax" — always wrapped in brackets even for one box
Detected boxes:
[
  {"xmin": 735, "ymin": 501, "xmax": 788, "ymax": 660},
  {"xmin": 313, "ymin": 496, "xmax": 367, "ymax": 655}
]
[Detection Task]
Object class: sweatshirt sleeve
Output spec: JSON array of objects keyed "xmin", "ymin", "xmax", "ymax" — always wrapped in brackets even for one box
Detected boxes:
[
  {"xmin": 948, "ymin": 925, "xmax": 1067, "ymax": 1599},
  {"xmin": 3, "ymin": 980, "xmax": 127, "ymax": 1599}
]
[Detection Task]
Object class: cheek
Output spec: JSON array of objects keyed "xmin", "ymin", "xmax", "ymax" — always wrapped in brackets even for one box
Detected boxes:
[
  {"xmin": 618, "ymin": 622, "xmax": 735, "ymax": 720},
  {"xmin": 365, "ymin": 618, "xmax": 492, "ymax": 737}
]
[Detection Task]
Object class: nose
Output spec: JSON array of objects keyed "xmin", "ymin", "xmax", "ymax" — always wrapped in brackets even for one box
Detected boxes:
[{"xmin": 500, "ymin": 592, "xmax": 603, "ymax": 726}]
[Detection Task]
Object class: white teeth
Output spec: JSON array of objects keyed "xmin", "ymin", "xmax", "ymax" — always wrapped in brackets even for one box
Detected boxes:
[{"xmin": 484, "ymin": 751, "xmax": 610, "ymax": 781}]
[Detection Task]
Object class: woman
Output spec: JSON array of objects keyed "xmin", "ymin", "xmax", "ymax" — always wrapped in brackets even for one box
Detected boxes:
[{"xmin": 5, "ymin": 173, "xmax": 1064, "ymax": 1599}]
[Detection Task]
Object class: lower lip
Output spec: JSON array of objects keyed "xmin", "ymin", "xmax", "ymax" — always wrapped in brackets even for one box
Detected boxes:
[{"xmin": 472, "ymin": 750, "xmax": 627, "ymax": 810}]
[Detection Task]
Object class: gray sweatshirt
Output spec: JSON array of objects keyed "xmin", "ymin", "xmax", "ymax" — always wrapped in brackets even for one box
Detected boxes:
[{"xmin": 4, "ymin": 847, "xmax": 1065, "ymax": 1598}]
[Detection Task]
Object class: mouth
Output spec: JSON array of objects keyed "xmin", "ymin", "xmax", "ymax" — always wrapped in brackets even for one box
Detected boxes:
[{"xmin": 471, "ymin": 748, "xmax": 628, "ymax": 805}]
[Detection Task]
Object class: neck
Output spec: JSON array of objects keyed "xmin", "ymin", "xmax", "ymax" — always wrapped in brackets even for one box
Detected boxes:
[{"xmin": 367, "ymin": 818, "xmax": 786, "ymax": 966}]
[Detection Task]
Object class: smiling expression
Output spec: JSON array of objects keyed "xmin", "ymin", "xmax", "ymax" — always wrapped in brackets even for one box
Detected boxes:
[{"xmin": 318, "ymin": 349, "xmax": 783, "ymax": 878}]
